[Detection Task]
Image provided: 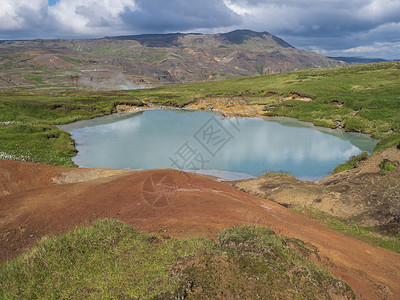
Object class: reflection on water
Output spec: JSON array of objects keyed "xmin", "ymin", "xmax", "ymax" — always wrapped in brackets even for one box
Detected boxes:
[{"xmin": 65, "ymin": 109, "xmax": 378, "ymax": 181}]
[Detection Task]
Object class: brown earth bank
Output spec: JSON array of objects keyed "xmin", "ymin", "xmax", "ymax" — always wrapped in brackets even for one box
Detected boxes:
[
  {"xmin": 1, "ymin": 159, "xmax": 400, "ymax": 299},
  {"xmin": 226, "ymin": 147, "xmax": 400, "ymax": 231},
  {"xmin": 183, "ymin": 97, "xmax": 267, "ymax": 117},
  {"xmin": 116, "ymin": 93, "xmax": 310, "ymax": 118},
  {"xmin": 183, "ymin": 94, "xmax": 313, "ymax": 118},
  {"xmin": 115, "ymin": 96, "xmax": 266, "ymax": 117}
]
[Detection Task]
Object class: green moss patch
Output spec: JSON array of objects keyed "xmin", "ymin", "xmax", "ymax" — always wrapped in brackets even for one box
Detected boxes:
[
  {"xmin": 0, "ymin": 220, "xmax": 354, "ymax": 299},
  {"xmin": 332, "ymin": 152, "xmax": 368, "ymax": 174}
]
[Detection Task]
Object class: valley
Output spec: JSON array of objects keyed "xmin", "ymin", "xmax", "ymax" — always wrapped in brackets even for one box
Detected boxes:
[{"xmin": 0, "ymin": 32, "xmax": 399, "ymax": 298}]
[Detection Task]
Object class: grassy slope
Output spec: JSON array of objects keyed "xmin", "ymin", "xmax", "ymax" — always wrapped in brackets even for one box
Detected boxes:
[
  {"xmin": 0, "ymin": 219, "xmax": 354, "ymax": 299},
  {"xmin": 0, "ymin": 63, "xmax": 398, "ymax": 296},
  {"xmin": 0, "ymin": 61, "xmax": 399, "ymax": 166},
  {"xmin": 332, "ymin": 152, "xmax": 369, "ymax": 174},
  {"xmin": 0, "ymin": 91, "xmax": 144, "ymax": 166},
  {"xmin": 293, "ymin": 207, "xmax": 400, "ymax": 253}
]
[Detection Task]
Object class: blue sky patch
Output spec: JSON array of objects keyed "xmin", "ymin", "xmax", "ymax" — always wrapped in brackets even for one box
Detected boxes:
[{"xmin": 48, "ymin": 0, "xmax": 59, "ymax": 6}]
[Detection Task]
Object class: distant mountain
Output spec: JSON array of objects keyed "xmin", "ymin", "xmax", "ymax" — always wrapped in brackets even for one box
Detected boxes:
[
  {"xmin": 109, "ymin": 30, "xmax": 294, "ymax": 49},
  {"xmin": 327, "ymin": 56, "xmax": 387, "ymax": 64},
  {"xmin": 0, "ymin": 30, "xmax": 343, "ymax": 89}
]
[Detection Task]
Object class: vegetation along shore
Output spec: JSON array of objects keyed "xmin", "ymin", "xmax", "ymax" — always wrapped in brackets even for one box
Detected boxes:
[
  {"xmin": 1, "ymin": 61, "xmax": 399, "ymax": 167},
  {"xmin": 1, "ymin": 61, "xmax": 400, "ymax": 299}
]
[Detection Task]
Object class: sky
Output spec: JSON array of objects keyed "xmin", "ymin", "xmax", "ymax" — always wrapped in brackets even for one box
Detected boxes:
[{"xmin": 0, "ymin": 0, "xmax": 399, "ymax": 59}]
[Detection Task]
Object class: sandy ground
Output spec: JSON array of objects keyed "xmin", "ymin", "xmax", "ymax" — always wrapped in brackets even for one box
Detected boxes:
[{"xmin": 0, "ymin": 159, "xmax": 400, "ymax": 299}]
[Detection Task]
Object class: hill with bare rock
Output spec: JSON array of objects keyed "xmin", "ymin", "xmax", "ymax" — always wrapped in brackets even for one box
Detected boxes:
[{"xmin": 0, "ymin": 30, "xmax": 342, "ymax": 90}]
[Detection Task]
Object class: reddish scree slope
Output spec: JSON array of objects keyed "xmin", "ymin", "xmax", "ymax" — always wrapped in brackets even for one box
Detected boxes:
[{"xmin": 0, "ymin": 159, "xmax": 399, "ymax": 299}]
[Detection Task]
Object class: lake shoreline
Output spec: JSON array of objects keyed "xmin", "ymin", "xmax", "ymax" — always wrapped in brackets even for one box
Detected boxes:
[
  {"xmin": 118, "ymin": 99, "xmax": 381, "ymax": 139},
  {"xmin": 62, "ymin": 105, "xmax": 377, "ymax": 182}
]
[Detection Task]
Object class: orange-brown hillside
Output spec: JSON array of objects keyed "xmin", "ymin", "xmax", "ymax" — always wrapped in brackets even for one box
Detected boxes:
[{"xmin": 0, "ymin": 159, "xmax": 399, "ymax": 299}]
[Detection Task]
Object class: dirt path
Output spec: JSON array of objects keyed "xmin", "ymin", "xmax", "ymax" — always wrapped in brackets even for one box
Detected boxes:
[{"xmin": 1, "ymin": 159, "xmax": 399, "ymax": 299}]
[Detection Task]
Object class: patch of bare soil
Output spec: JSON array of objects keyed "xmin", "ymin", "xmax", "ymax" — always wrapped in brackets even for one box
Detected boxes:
[
  {"xmin": 183, "ymin": 94, "xmax": 312, "ymax": 118},
  {"xmin": 115, "ymin": 105, "xmax": 148, "ymax": 113},
  {"xmin": 281, "ymin": 93, "xmax": 312, "ymax": 102},
  {"xmin": 33, "ymin": 54, "xmax": 75, "ymax": 68},
  {"xmin": 228, "ymin": 147, "xmax": 400, "ymax": 230},
  {"xmin": 0, "ymin": 159, "xmax": 400, "ymax": 298},
  {"xmin": 184, "ymin": 97, "xmax": 266, "ymax": 117}
]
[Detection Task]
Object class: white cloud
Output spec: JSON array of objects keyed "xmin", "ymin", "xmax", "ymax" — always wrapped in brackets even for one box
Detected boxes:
[
  {"xmin": 365, "ymin": 21, "xmax": 400, "ymax": 41},
  {"xmin": 223, "ymin": 0, "xmax": 249, "ymax": 15},
  {"xmin": 357, "ymin": 0, "xmax": 400, "ymax": 22},
  {"xmin": 0, "ymin": 0, "xmax": 48, "ymax": 31},
  {"xmin": 342, "ymin": 41, "xmax": 400, "ymax": 54},
  {"xmin": 49, "ymin": 0, "xmax": 135, "ymax": 35},
  {"xmin": 310, "ymin": 41, "xmax": 400, "ymax": 59}
]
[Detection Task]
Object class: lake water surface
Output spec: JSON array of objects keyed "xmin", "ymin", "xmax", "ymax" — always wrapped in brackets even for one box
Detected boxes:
[{"xmin": 63, "ymin": 109, "xmax": 378, "ymax": 180}]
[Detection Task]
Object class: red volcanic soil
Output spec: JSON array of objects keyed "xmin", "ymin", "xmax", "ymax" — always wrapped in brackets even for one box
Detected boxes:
[{"xmin": 1, "ymin": 159, "xmax": 399, "ymax": 299}]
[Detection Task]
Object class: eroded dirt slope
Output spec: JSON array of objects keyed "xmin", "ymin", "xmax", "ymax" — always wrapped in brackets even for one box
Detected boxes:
[
  {"xmin": 0, "ymin": 159, "xmax": 399, "ymax": 299},
  {"xmin": 228, "ymin": 147, "xmax": 400, "ymax": 230}
]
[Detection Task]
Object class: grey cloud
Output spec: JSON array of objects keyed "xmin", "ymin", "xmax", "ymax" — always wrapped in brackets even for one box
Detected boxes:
[
  {"xmin": 15, "ymin": 3, "xmax": 49, "ymax": 29},
  {"xmin": 75, "ymin": 5, "xmax": 110, "ymax": 27},
  {"xmin": 121, "ymin": 0, "xmax": 241, "ymax": 32},
  {"xmin": 0, "ymin": 0, "xmax": 399, "ymax": 59},
  {"xmin": 226, "ymin": 0, "xmax": 400, "ymax": 58},
  {"xmin": 230, "ymin": 0, "xmax": 400, "ymax": 35}
]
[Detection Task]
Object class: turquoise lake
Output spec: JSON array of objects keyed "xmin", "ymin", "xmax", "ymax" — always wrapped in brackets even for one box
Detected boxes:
[{"xmin": 63, "ymin": 109, "xmax": 378, "ymax": 180}]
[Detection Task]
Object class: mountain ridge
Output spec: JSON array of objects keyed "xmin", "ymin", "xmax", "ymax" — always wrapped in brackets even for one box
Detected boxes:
[
  {"xmin": 107, "ymin": 29, "xmax": 294, "ymax": 49},
  {"xmin": 0, "ymin": 29, "xmax": 343, "ymax": 89}
]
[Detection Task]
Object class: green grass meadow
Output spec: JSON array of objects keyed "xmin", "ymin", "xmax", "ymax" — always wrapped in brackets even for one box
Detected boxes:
[
  {"xmin": 293, "ymin": 207, "xmax": 400, "ymax": 253},
  {"xmin": 1, "ymin": 61, "xmax": 399, "ymax": 167},
  {"xmin": 1, "ymin": 62, "xmax": 399, "ymax": 298},
  {"xmin": 0, "ymin": 219, "xmax": 354, "ymax": 299}
]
